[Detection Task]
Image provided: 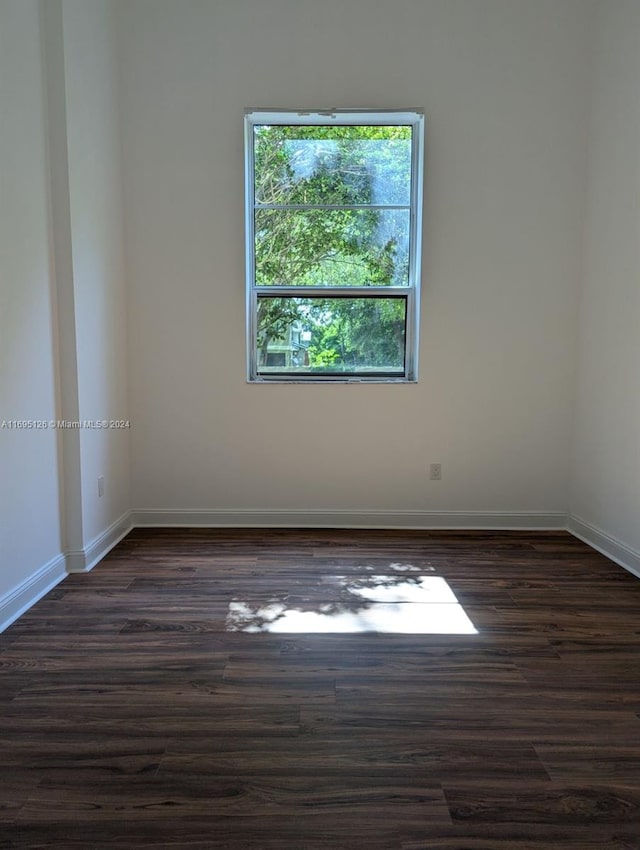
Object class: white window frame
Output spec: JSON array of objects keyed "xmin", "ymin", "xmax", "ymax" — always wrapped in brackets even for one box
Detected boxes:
[{"xmin": 245, "ymin": 108, "xmax": 424, "ymax": 382}]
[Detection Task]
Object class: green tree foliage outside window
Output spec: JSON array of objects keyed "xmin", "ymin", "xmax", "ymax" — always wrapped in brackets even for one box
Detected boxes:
[{"xmin": 247, "ymin": 113, "xmax": 422, "ymax": 379}]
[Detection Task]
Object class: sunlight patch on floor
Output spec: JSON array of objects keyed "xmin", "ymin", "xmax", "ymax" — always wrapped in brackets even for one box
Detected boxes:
[{"xmin": 225, "ymin": 574, "xmax": 477, "ymax": 635}]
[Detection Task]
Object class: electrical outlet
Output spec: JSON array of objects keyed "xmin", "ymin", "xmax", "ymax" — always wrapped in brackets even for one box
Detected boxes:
[
  {"xmin": 97, "ymin": 476, "xmax": 104, "ymax": 498},
  {"xmin": 429, "ymin": 463, "xmax": 442, "ymax": 480}
]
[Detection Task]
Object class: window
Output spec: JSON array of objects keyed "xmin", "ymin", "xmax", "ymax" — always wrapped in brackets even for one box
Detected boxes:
[{"xmin": 245, "ymin": 109, "xmax": 424, "ymax": 382}]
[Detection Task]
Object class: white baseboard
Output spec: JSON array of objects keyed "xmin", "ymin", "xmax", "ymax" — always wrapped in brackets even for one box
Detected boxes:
[
  {"xmin": 66, "ymin": 511, "xmax": 133, "ymax": 573},
  {"xmin": 0, "ymin": 553, "xmax": 67, "ymax": 633},
  {"xmin": 132, "ymin": 508, "xmax": 566, "ymax": 530},
  {"xmin": 567, "ymin": 515, "xmax": 640, "ymax": 580},
  {"xmin": 13, "ymin": 511, "xmax": 638, "ymax": 635},
  {"xmin": 0, "ymin": 512, "xmax": 134, "ymax": 633}
]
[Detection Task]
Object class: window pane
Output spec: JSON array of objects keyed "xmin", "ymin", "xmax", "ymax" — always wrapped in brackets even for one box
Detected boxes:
[
  {"xmin": 255, "ymin": 208, "xmax": 409, "ymax": 287},
  {"xmin": 254, "ymin": 125, "xmax": 412, "ymax": 207},
  {"xmin": 256, "ymin": 297, "xmax": 406, "ymax": 376}
]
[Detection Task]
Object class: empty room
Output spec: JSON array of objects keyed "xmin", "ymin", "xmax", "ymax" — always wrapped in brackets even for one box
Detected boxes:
[{"xmin": 1, "ymin": 0, "xmax": 640, "ymax": 847}]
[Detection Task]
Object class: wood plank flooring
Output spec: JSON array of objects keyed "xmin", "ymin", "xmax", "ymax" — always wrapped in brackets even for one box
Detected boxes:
[{"xmin": 2, "ymin": 528, "xmax": 640, "ymax": 848}]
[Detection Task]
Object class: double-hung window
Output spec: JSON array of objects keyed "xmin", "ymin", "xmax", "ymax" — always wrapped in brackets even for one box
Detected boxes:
[{"xmin": 245, "ymin": 109, "xmax": 424, "ymax": 382}]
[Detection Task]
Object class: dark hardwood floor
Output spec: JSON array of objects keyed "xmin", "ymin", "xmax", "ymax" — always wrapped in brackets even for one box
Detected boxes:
[{"xmin": 2, "ymin": 528, "xmax": 640, "ymax": 849}]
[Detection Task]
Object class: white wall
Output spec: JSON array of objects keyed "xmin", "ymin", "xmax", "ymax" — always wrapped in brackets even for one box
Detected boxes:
[
  {"xmin": 569, "ymin": 0, "xmax": 640, "ymax": 565},
  {"xmin": 62, "ymin": 0, "xmax": 131, "ymax": 548},
  {"xmin": 118, "ymin": 0, "xmax": 594, "ymax": 520},
  {"xmin": 0, "ymin": 0, "xmax": 131, "ymax": 630},
  {"xmin": 0, "ymin": 0, "xmax": 64, "ymax": 602}
]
